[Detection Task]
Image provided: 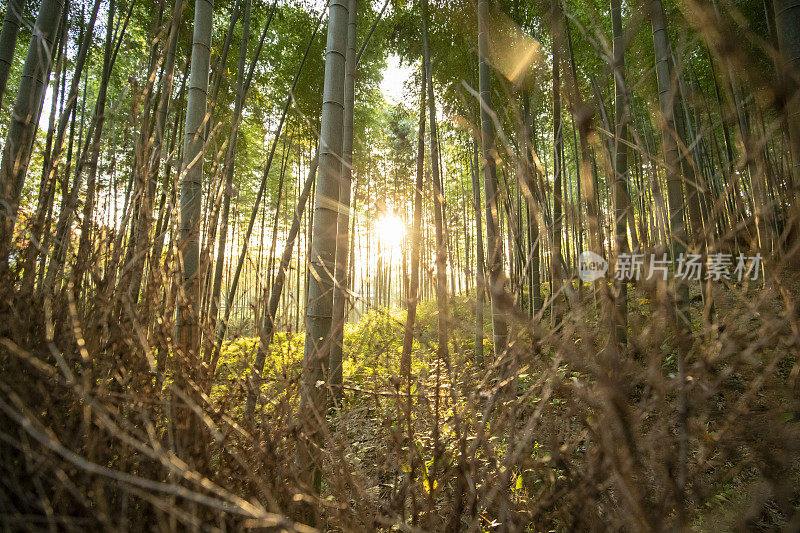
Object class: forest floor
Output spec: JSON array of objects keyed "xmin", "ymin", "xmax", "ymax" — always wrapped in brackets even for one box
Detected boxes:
[
  {"xmin": 203, "ymin": 269, "xmax": 800, "ymax": 530},
  {"xmin": 3, "ymin": 270, "xmax": 797, "ymax": 530}
]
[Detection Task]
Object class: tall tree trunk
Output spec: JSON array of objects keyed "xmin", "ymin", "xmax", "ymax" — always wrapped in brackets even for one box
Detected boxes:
[
  {"xmin": 773, "ymin": 0, "xmax": 800, "ymax": 239},
  {"xmin": 38, "ymin": 66, "xmax": 75, "ymax": 290},
  {"xmin": 299, "ymin": 0, "xmax": 349, "ymax": 502},
  {"xmin": 202, "ymin": 0, "xmax": 277, "ymax": 349},
  {"xmin": 20, "ymin": 13, "xmax": 65, "ymax": 291},
  {"xmin": 45, "ymin": 0, "xmax": 124, "ymax": 295},
  {"xmin": 176, "ymin": 0, "xmax": 213, "ymax": 466},
  {"xmin": 0, "ymin": 0, "xmax": 24, "ymax": 111},
  {"xmin": 144, "ymin": 87, "xmax": 185, "ymax": 315},
  {"xmin": 550, "ymin": 0, "xmax": 566, "ymax": 325},
  {"xmin": 477, "ymin": 0, "xmax": 508, "ymax": 354},
  {"xmin": 194, "ymin": 0, "xmax": 244, "ymax": 316},
  {"xmin": 521, "ymin": 96, "xmax": 542, "ymax": 318},
  {"xmin": 675, "ymin": 70, "xmax": 713, "ymax": 318},
  {"xmin": 329, "ymin": 0, "xmax": 358, "ymax": 406},
  {"xmin": 564, "ymin": 21, "xmax": 600, "ymax": 311},
  {"xmin": 649, "ymin": 0, "xmax": 689, "ymax": 523},
  {"xmin": 611, "ymin": 0, "xmax": 631, "ymax": 345},
  {"xmin": 402, "ymin": 68, "xmax": 426, "ymax": 388},
  {"xmin": 708, "ymin": 0, "xmax": 771, "ymax": 254},
  {"xmin": 651, "ymin": 0, "xmax": 691, "ymax": 328},
  {"xmin": 0, "ymin": 0, "xmax": 64, "ymax": 266},
  {"xmin": 422, "ymin": 0, "xmax": 449, "ymax": 364},
  {"xmin": 122, "ymin": 0, "xmax": 166, "ymax": 283},
  {"xmin": 471, "ymin": 139, "xmax": 487, "ymax": 362},
  {"xmin": 45, "ymin": 38, "xmax": 124, "ymax": 296}
]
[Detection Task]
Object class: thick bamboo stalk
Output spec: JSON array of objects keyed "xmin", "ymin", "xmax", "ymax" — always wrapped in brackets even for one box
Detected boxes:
[
  {"xmin": 550, "ymin": 0, "xmax": 566, "ymax": 326},
  {"xmin": 0, "ymin": 0, "xmax": 24, "ymax": 111},
  {"xmin": 521, "ymin": 95, "xmax": 542, "ymax": 318},
  {"xmin": 175, "ymin": 0, "xmax": 214, "ymax": 468},
  {"xmin": 477, "ymin": 0, "xmax": 508, "ymax": 354},
  {"xmin": 611, "ymin": 0, "xmax": 631, "ymax": 345},
  {"xmin": 422, "ymin": 0, "xmax": 449, "ymax": 364},
  {"xmin": 74, "ymin": 0, "xmax": 117, "ymax": 288},
  {"xmin": 45, "ymin": 2, "xmax": 131, "ymax": 293},
  {"xmin": 329, "ymin": 0, "xmax": 358, "ymax": 404},
  {"xmin": 128, "ymin": 0, "xmax": 186, "ymax": 302},
  {"xmin": 402, "ymin": 69, "xmax": 426, "ymax": 386},
  {"xmin": 0, "ymin": 0, "xmax": 65, "ymax": 264},
  {"xmin": 20, "ymin": 14, "xmax": 66, "ymax": 291},
  {"xmin": 471, "ymin": 140, "xmax": 487, "ymax": 361},
  {"xmin": 773, "ymin": 0, "xmax": 800, "ymax": 226},
  {"xmin": 649, "ymin": 0, "xmax": 690, "ymax": 522},
  {"xmin": 299, "ymin": 0, "xmax": 349, "ymax": 500},
  {"xmin": 177, "ymin": 0, "xmax": 214, "ymax": 357}
]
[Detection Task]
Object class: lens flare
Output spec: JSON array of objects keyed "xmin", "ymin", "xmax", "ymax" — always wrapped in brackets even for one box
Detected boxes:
[{"xmin": 374, "ymin": 213, "xmax": 405, "ymax": 258}]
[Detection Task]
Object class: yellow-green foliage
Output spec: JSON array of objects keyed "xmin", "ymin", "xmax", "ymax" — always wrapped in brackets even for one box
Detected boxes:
[
  {"xmin": 211, "ymin": 295, "xmax": 491, "ymax": 407},
  {"xmin": 342, "ymin": 307, "xmax": 420, "ymax": 389},
  {"xmin": 342, "ymin": 296, "xmax": 490, "ymax": 387},
  {"xmin": 215, "ymin": 332, "xmax": 304, "ymax": 380},
  {"xmin": 211, "ymin": 332, "xmax": 305, "ymax": 409}
]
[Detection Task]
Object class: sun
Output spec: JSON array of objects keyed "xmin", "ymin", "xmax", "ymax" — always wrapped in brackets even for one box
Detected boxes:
[{"xmin": 374, "ymin": 213, "xmax": 405, "ymax": 258}]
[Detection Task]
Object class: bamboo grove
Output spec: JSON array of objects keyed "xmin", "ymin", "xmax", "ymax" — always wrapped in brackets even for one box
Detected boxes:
[{"xmin": 1, "ymin": 0, "xmax": 800, "ymax": 530}]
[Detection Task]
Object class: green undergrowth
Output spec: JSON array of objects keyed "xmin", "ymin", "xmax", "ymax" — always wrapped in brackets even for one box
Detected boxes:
[
  {"xmin": 211, "ymin": 295, "xmax": 495, "ymax": 411},
  {"xmin": 205, "ymin": 278, "xmax": 798, "ymax": 529},
  {"xmin": 211, "ymin": 279, "xmax": 771, "ymax": 409}
]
